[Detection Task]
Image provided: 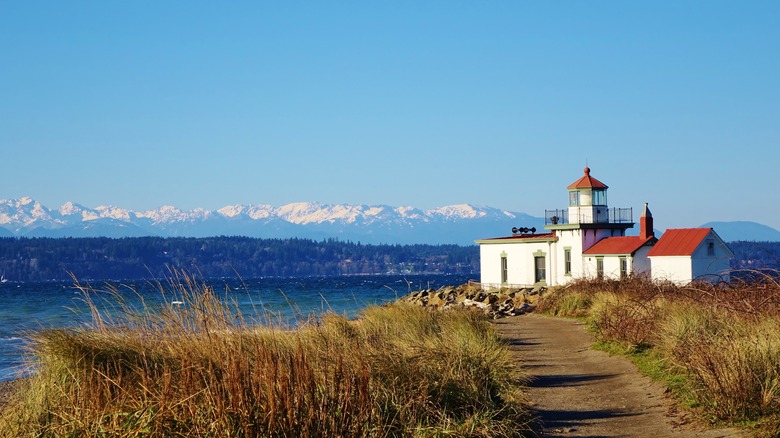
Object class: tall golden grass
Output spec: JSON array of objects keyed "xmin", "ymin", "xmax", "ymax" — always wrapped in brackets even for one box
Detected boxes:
[
  {"xmin": 537, "ymin": 274, "xmax": 780, "ymax": 434},
  {"xmin": 0, "ymin": 272, "xmax": 531, "ymax": 437}
]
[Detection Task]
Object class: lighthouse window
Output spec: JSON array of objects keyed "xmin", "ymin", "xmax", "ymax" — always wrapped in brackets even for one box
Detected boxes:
[
  {"xmin": 569, "ymin": 191, "xmax": 580, "ymax": 206},
  {"xmin": 593, "ymin": 190, "xmax": 607, "ymax": 206}
]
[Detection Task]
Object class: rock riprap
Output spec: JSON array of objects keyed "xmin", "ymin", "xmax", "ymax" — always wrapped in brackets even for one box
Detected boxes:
[{"xmin": 399, "ymin": 283, "xmax": 542, "ymax": 318}]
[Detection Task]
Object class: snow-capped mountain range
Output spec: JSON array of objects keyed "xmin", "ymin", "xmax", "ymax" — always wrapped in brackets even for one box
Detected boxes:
[{"xmin": 0, "ymin": 197, "xmax": 544, "ymax": 245}]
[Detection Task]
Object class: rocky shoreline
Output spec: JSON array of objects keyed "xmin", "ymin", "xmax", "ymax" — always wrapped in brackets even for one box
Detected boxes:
[{"xmin": 399, "ymin": 283, "xmax": 544, "ymax": 318}]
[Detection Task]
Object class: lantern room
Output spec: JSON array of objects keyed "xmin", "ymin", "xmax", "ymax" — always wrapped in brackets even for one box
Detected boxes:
[{"xmin": 567, "ymin": 167, "xmax": 609, "ymax": 224}]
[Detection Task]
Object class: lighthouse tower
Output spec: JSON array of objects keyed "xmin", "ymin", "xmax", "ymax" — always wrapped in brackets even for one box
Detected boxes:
[
  {"xmin": 567, "ymin": 166, "xmax": 610, "ymax": 224},
  {"xmin": 543, "ymin": 167, "xmax": 635, "ymax": 283},
  {"xmin": 546, "ymin": 167, "xmax": 634, "ymax": 236}
]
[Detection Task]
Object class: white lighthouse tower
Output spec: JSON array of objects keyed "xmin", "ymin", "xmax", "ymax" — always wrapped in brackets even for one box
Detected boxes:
[{"xmin": 543, "ymin": 167, "xmax": 635, "ymax": 283}]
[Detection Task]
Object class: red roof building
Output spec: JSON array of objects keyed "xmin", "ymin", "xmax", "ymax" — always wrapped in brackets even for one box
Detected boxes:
[{"xmin": 647, "ymin": 228, "xmax": 734, "ymax": 284}]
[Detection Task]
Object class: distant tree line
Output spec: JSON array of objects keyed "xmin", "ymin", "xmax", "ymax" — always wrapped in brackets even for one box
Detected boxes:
[
  {"xmin": 728, "ymin": 241, "xmax": 780, "ymax": 270},
  {"xmin": 0, "ymin": 238, "xmax": 773, "ymax": 283},
  {"xmin": 0, "ymin": 237, "xmax": 479, "ymax": 282}
]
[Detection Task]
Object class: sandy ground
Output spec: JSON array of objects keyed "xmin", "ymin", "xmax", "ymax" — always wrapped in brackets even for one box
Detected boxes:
[{"xmin": 495, "ymin": 313, "xmax": 749, "ymax": 438}]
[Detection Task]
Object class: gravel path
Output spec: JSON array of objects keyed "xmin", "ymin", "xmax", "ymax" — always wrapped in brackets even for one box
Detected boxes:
[{"xmin": 495, "ymin": 313, "xmax": 748, "ymax": 438}]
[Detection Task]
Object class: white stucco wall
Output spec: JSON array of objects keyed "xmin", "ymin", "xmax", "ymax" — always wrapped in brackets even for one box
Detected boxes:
[
  {"xmin": 691, "ymin": 237, "xmax": 732, "ymax": 283},
  {"xmin": 650, "ymin": 256, "xmax": 692, "ymax": 284},
  {"xmin": 552, "ymin": 229, "xmax": 583, "ymax": 286},
  {"xmin": 632, "ymin": 246, "xmax": 652, "ymax": 276},
  {"xmin": 478, "ymin": 239, "xmax": 556, "ymax": 289},
  {"xmin": 479, "ymin": 243, "xmax": 504, "ymax": 288},
  {"xmin": 582, "ymin": 255, "xmax": 629, "ymax": 280}
]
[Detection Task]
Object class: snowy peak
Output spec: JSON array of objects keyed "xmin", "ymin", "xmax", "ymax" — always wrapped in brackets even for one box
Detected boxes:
[
  {"xmin": 272, "ymin": 203, "xmax": 399, "ymax": 225},
  {"xmin": 427, "ymin": 204, "xmax": 517, "ymax": 220},
  {"xmin": 0, "ymin": 197, "xmax": 545, "ymax": 244},
  {"xmin": 138, "ymin": 205, "xmax": 213, "ymax": 223},
  {"xmin": 95, "ymin": 205, "xmax": 134, "ymax": 221},
  {"xmin": 0, "ymin": 197, "xmax": 58, "ymax": 232},
  {"xmin": 217, "ymin": 204, "xmax": 274, "ymax": 220}
]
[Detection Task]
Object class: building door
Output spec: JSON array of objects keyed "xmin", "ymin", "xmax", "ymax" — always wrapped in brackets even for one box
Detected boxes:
[
  {"xmin": 596, "ymin": 257, "xmax": 604, "ymax": 279},
  {"xmin": 534, "ymin": 256, "xmax": 546, "ymax": 283},
  {"xmin": 619, "ymin": 257, "xmax": 628, "ymax": 279}
]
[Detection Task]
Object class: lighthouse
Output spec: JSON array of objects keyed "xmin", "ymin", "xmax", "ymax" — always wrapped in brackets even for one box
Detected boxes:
[{"xmin": 476, "ymin": 166, "xmax": 732, "ymax": 289}]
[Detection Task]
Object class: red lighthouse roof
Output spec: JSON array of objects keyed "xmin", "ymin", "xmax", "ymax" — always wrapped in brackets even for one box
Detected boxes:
[{"xmin": 568, "ymin": 167, "xmax": 608, "ymax": 189}]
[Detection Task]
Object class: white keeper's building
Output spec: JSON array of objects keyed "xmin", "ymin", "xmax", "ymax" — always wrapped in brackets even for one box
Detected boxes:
[{"xmin": 476, "ymin": 167, "xmax": 733, "ymax": 289}]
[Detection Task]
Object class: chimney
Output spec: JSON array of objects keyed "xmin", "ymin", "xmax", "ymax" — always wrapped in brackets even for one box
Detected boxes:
[{"xmin": 640, "ymin": 203, "xmax": 654, "ymax": 239}]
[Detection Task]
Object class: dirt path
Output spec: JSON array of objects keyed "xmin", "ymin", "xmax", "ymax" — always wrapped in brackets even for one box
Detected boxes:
[{"xmin": 495, "ymin": 313, "xmax": 748, "ymax": 438}]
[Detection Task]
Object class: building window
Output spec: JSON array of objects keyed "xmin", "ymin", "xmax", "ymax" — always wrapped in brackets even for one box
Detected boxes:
[
  {"xmin": 564, "ymin": 248, "xmax": 572, "ymax": 275},
  {"xmin": 534, "ymin": 256, "xmax": 546, "ymax": 283},
  {"xmin": 596, "ymin": 257, "xmax": 604, "ymax": 279},
  {"xmin": 569, "ymin": 191, "xmax": 579, "ymax": 206},
  {"xmin": 619, "ymin": 257, "xmax": 628, "ymax": 279},
  {"xmin": 593, "ymin": 189, "xmax": 607, "ymax": 206},
  {"xmin": 707, "ymin": 241, "xmax": 715, "ymax": 256},
  {"xmin": 500, "ymin": 256, "xmax": 508, "ymax": 284}
]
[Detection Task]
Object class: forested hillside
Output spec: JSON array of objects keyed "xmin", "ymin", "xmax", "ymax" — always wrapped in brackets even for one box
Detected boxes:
[
  {"xmin": 728, "ymin": 241, "xmax": 780, "ymax": 270},
  {"xmin": 0, "ymin": 237, "xmax": 479, "ymax": 282}
]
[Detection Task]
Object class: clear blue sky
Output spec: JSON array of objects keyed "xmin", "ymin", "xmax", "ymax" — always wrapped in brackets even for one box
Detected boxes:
[{"xmin": 2, "ymin": 1, "xmax": 778, "ymax": 230}]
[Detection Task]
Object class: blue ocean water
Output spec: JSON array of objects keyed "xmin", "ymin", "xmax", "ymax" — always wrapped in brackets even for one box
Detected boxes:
[{"xmin": 0, "ymin": 274, "xmax": 470, "ymax": 382}]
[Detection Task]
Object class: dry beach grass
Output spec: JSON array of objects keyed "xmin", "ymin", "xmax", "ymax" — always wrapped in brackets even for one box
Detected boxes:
[
  {"xmin": 0, "ymin": 272, "xmax": 532, "ymax": 437},
  {"xmin": 0, "ymin": 381, "xmax": 17, "ymax": 409},
  {"xmin": 536, "ymin": 274, "xmax": 780, "ymax": 436}
]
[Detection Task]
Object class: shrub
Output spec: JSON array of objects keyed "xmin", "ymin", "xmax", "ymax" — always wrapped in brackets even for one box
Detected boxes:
[{"xmin": 660, "ymin": 308, "xmax": 780, "ymax": 421}]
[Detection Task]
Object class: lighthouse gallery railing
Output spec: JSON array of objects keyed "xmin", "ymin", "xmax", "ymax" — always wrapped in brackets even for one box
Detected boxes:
[{"xmin": 544, "ymin": 207, "xmax": 633, "ymax": 225}]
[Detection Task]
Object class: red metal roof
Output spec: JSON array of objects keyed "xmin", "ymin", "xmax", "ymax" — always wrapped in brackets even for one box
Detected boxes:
[
  {"xmin": 583, "ymin": 236, "xmax": 655, "ymax": 255},
  {"xmin": 646, "ymin": 228, "xmax": 712, "ymax": 257},
  {"xmin": 567, "ymin": 167, "xmax": 608, "ymax": 190}
]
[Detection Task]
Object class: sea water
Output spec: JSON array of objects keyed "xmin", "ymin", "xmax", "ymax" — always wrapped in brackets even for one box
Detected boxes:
[{"xmin": 0, "ymin": 274, "xmax": 470, "ymax": 382}]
